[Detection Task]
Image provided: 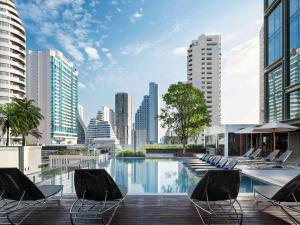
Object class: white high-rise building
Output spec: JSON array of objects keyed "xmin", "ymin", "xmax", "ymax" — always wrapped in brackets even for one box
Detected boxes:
[
  {"xmin": 78, "ymin": 104, "xmax": 84, "ymax": 121},
  {"xmin": 0, "ymin": 0, "xmax": 26, "ymax": 106},
  {"xmin": 101, "ymin": 106, "xmax": 110, "ymax": 122},
  {"xmin": 187, "ymin": 34, "xmax": 221, "ymax": 126},
  {"xmin": 26, "ymin": 50, "xmax": 78, "ymax": 145}
]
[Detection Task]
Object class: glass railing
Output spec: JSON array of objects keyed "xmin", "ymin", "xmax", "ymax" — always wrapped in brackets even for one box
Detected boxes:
[{"xmin": 27, "ymin": 154, "xmax": 110, "ymax": 195}]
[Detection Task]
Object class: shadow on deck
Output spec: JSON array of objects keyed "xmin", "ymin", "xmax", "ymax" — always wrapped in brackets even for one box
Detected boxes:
[{"xmin": 10, "ymin": 195, "xmax": 300, "ymax": 225}]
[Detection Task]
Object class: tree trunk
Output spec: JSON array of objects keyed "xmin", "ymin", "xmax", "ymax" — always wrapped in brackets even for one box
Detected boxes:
[
  {"xmin": 6, "ymin": 126, "xmax": 9, "ymax": 146},
  {"xmin": 22, "ymin": 134, "xmax": 25, "ymax": 146}
]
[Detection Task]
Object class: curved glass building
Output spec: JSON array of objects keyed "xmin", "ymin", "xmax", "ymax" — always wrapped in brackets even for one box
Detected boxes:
[{"xmin": 0, "ymin": 0, "xmax": 26, "ymax": 105}]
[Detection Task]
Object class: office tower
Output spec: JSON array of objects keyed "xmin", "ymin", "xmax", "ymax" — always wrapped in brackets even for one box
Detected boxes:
[
  {"xmin": 78, "ymin": 104, "xmax": 84, "ymax": 120},
  {"xmin": 77, "ymin": 108, "xmax": 86, "ymax": 144},
  {"xmin": 135, "ymin": 95, "xmax": 149, "ymax": 148},
  {"xmin": 134, "ymin": 82, "xmax": 160, "ymax": 149},
  {"xmin": 26, "ymin": 50, "xmax": 78, "ymax": 144},
  {"xmin": 187, "ymin": 35, "xmax": 221, "ymax": 126},
  {"xmin": 148, "ymin": 82, "xmax": 160, "ymax": 143},
  {"xmin": 263, "ymin": 1, "xmax": 300, "ymax": 150},
  {"xmin": 109, "ymin": 109, "xmax": 116, "ymax": 132},
  {"xmin": 115, "ymin": 93, "xmax": 132, "ymax": 145},
  {"xmin": 0, "ymin": 0, "xmax": 26, "ymax": 106},
  {"xmin": 259, "ymin": 25, "xmax": 265, "ymax": 124}
]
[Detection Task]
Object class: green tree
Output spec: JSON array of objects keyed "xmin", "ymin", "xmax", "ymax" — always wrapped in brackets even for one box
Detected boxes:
[
  {"xmin": 159, "ymin": 82, "xmax": 210, "ymax": 152},
  {"xmin": 0, "ymin": 103, "xmax": 17, "ymax": 146},
  {"xmin": 11, "ymin": 98, "xmax": 44, "ymax": 146}
]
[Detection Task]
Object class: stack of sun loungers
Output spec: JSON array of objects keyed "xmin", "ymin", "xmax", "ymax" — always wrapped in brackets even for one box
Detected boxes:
[{"xmin": 184, "ymin": 154, "xmax": 239, "ymax": 176}]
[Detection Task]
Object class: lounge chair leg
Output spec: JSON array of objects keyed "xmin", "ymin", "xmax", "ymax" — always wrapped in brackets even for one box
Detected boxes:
[{"xmin": 280, "ymin": 206, "xmax": 300, "ymax": 225}]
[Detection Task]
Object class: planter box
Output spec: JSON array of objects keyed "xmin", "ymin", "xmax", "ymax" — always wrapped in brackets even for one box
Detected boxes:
[{"xmin": 145, "ymin": 148, "xmax": 205, "ymax": 154}]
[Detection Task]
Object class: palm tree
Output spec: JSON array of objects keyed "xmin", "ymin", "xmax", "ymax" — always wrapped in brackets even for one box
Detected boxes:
[
  {"xmin": 12, "ymin": 98, "xmax": 44, "ymax": 146},
  {"xmin": 0, "ymin": 103, "xmax": 17, "ymax": 146}
]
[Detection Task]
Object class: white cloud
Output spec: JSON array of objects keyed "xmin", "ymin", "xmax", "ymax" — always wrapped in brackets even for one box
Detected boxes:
[
  {"xmin": 130, "ymin": 9, "xmax": 143, "ymax": 23},
  {"xmin": 117, "ymin": 8, "xmax": 122, "ymax": 13},
  {"xmin": 57, "ymin": 34, "xmax": 84, "ymax": 62},
  {"xmin": 120, "ymin": 42, "xmax": 152, "ymax": 55},
  {"xmin": 78, "ymin": 82, "xmax": 87, "ymax": 89},
  {"xmin": 111, "ymin": 1, "xmax": 118, "ymax": 5},
  {"xmin": 101, "ymin": 48, "xmax": 110, "ymax": 52},
  {"xmin": 85, "ymin": 47, "xmax": 100, "ymax": 61},
  {"xmin": 222, "ymin": 37, "xmax": 260, "ymax": 124},
  {"xmin": 173, "ymin": 47, "xmax": 187, "ymax": 57}
]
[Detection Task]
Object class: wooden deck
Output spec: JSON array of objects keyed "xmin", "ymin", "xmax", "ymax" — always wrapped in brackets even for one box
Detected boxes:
[{"xmin": 8, "ymin": 195, "xmax": 300, "ymax": 225}]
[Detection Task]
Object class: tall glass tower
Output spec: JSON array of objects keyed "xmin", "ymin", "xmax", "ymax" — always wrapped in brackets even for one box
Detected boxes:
[
  {"xmin": 0, "ymin": 0, "xmax": 26, "ymax": 105},
  {"xmin": 263, "ymin": 0, "xmax": 300, "ymax": 152},
  {"xmin": 26, "ymin": 50, "xmax": 78, "ymax": 144}
]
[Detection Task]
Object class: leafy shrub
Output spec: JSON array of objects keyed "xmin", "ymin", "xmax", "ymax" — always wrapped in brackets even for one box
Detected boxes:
[{"xmin": 117, "ymin": 150, "xmax": 145, "ymax": 157}]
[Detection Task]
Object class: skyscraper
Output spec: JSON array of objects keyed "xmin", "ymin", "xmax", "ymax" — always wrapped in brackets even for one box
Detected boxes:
[
  {"xmin": 263, "ymin": 0, "xmax": 300, "ymax": 151},
  {"xmin": 148, "ymin": 82, "xmax": 160, "ymax": 143},
  {"xmin": 187, "ymin": 35, "xmax": 221, "ymax": 126},
  {"xmin": 26, "ymin": 50, "xmax": 78, "ymax": 144},
  {"xmin": 134, "ymin": 82, "xmax": 160, "ymax": 149},
  {"xmin": 0, "ymin": 0, "xmax": 26, "ymax": 106},
  {"xmin": 78, "ymin": 104, "xmax": 84, "ymax": 120},
  {"xmin": 135, "ymin": 95, "xmax": 149, "ymax": 148},
  {"xmin": 259, "ymin": 25, "xmax": 265, "ymax": 124},
  {"xmin": 115, "ymin": 93, "xmax": 132, "ymax": 145}
]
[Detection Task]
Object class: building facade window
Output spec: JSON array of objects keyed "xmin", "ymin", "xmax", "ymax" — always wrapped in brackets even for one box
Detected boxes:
[
  {"xmin": 267, "ymin": 66, "xmax": 283, "ymax": 122},
  {"xmin": 289, "ymin": 89, "xmax": 300, "ymax": 119},
  {"xmin": 289, "ymin": 0, "xmax": 300, "ymax": 86},
  {"xmin": 267, "ymin": 2, "xmax": 282, "ymax": 65}
]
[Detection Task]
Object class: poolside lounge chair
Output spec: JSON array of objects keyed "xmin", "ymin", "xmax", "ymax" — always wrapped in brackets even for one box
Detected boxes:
[
  {"xmin": 187, "ymin": 156, "xmax": 222, "ymax": 167},
  {"xmin": 250, "ymin": 150, "xmax": 280, "ymax": 165},
  {"xmin": 183, "ymin": 154, "xmax": 212, "ymax": 164},
  {"xmin": 254, "ymin": 174, "xmax": 300, "ymax": 224},
  {"xmin": 248, "ymin": 148, "xmax": 262, "ymax": 160},
  {"xmin": 188, "ymin": 170, "xmax": 243, "ymax": 225},
  {"xmin": 255, "ymin": 150, "xmax": 293, "ymax": 168},
  {"xmin": 188, "ymin": 157, "xmax": 227, "ymax": 169},
  {"xmin": 0, "ymin": 168, "xmax": 63, "ymax": 225},
  {"xmin": 194, "ymin": 159, "xmax": 238, "ymax": 174},
  {"xmin": 70, "ymin": 169, "xmax": 127, "ymax": 225},
  {"xmin": 243, "ymin": 148, "xmax": 254, "ymax": 158}
]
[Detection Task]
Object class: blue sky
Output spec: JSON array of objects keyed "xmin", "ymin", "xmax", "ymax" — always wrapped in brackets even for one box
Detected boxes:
[{"xmin": 17, "ymin": 0, "xmax": 263, "ymax": 125}]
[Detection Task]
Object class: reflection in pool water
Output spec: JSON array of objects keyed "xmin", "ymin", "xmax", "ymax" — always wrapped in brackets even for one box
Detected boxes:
[{"xmin": 45, "ymin": 158, "xmax": 270, "ymax": 194}]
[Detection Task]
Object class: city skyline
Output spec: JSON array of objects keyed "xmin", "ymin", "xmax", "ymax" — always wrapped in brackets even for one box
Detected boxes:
[{"xmin": 16, "ymin": 0, "xmax": 264, "ymax": 125}]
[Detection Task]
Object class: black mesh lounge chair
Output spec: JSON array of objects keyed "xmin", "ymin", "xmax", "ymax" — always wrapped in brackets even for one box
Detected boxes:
[
  {"xmin": 70, "ymin": 169, "xmax": 127, "ymax": 225},
  {"xmin": 188, "ymin": 170, "xmax": 243, "ymax": 225},
  {"xmin": 0, "ymin": 168, "xmax": 63, "ymax": 225},
  {"xmin": 254, "ymin": 174, "xmax": 300, "ymax": 224}
]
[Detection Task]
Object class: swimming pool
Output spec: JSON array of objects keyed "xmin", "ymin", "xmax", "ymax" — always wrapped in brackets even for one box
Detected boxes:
[{"xmin": 39, "ymin": 158, "xmax": 270, "ymax": 194}]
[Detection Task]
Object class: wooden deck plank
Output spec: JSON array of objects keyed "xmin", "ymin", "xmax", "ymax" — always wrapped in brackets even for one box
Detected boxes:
[{"xmin": 3, "ymin": 195, "xmax": 299, "ymax": 225}]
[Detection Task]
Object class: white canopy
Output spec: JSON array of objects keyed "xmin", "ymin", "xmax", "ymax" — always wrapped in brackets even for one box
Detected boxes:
[
  {"xmin": 253, "ymin": 122, "xmax": 298, "ymax": 133},
  {"xmin": 235, "ymin": 126, "xmax": 269, "ymax": 134},
  {"xmin": 253, "ymin": 122, "xmax": 298, "ymax": 150}
]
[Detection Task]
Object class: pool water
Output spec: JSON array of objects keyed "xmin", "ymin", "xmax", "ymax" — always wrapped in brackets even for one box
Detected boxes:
[{"xmin": 43, "ymin": 158, "xmax": 270, "ymax": 194}]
